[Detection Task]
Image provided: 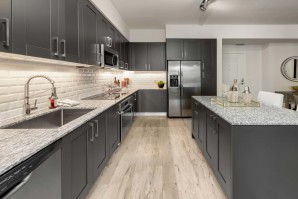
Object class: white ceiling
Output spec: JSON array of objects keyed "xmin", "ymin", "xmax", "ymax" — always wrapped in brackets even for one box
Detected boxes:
[
  {"xmin": 110, "ymin": 0, "xmax": 298, "ymax": 29},
  {"xmin": 223, "ymin": 39, "xmax": 298, "ymax": 45}
]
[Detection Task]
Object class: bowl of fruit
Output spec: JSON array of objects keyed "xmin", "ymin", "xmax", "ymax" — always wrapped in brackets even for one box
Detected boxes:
[{"xmin": 157, "ymin": 80, "xmax": 165, "ymax": 89}]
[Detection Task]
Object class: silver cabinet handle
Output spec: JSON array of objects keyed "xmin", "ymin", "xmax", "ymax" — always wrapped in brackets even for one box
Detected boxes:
[
  {"xmin": 125, "ymin": 63, "xmax": 128, "ymax": 69},
  {"xmin": 2, "ymin": 172, "xmax": 33, "ymax": 199},
  {"xmin": 94, "ymin": 120, "xmax": 99, "ymax": 138},
  {"xmin": 202, "ymin": 62, "xmax": 205, "ymax": 70},
  {"xmin": 110, "ymin": 38, "xmax": 113, "ymax": 47},
  {"xmin": 145, "ymin": 64, "xmax": 147, "ymax": 70},
  {"xmin": 184, "ymin": 51, "xmax": 187, "ymax": 58},
  {"xmin": 182, "ymin": 51, "xmax": 184, "ymax": 59},
  {"xmin": 96, "ymin": 44, "xmax": 101, "ymax": 65},
  {"xmin": 202, "ymin": 71, "xmax": 205, "ymax": 79},
  {"xmin": 60, "ymin": 39, "xmax": 66, "ymax": 58},
  {"xmin": 89, "ymin": 123, "xmax": 94, "ymax": 142},
  {"xmin": 0, "ymin": 18, "xmax": 9, "ymax": 47},
  {"xmin": 149, "ymin": 64, "xmax": 151, "ymax": 70},
  {"xmin": 52, "ymin": 37, "xmax": 59, "ymax": 56}
]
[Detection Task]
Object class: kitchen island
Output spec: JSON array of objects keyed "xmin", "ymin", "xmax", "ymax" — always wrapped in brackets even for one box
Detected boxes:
[{"xmin": 192, "ymin": 96, "xmax": 298, "ymax": 199}]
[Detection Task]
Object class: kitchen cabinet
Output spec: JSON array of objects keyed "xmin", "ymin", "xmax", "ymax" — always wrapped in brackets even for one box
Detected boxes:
[
  {"xmin": 107, "ymin": 24, "xmax": 115, "ymax": 48},
  {"xmin": 166, "ymin": 39, "xmax": 201, "ymax": 61},
  {"xmin": 107, "ymin": 104, "xmax": 120, "ymax": 156},
  {"xmin": 0, "ymin": 0, "xmax": 12, "ymax": 52},
  {"xmin": 137, "ymin": 89, "xmax": 167, "ymax": 112},
  {"xmin": 97, "ymin": 13, "xmax": 109, "ymax": 46},
  {"xmin": 62, "ymin": 121, "xmax": 93, "ymax": 199},
  {"xmin": 201, "ymin": 39, "xmax": 217, "ymax": 96},
  {"xmin": 65, "ymin": 0, "xmax": 81, "ymax": 63},
  {"xmin": 205, "ymin": 109, "xmax": 218, "ymax": 168},
  {"xmin": 130, "ymin": 43, "xmax": 148, "ymax": 71},
  {"xmin": 82, "ymin": 0, "xmax": 98, "ymax": 65},
  {"xmin": 119, "ymin": 36, "xmax": 129, "ymax": 70},
  {"xmin": 12, "ymin": 0, "xmax": 65, "ymax": 59},
  {"xmin": 130, "ymin": 42, "xmax": 166, "ymax": 71},
  {"xmin": 91, "ymin": 113, "xmax": 108, "ymax": 180}
]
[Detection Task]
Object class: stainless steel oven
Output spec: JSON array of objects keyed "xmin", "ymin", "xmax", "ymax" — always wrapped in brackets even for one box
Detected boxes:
[
  {"xmin": 100, "ymin": 44, "xmax": 119, "ymax": 68},
  {"xmin": 118, "ymin": 96, "xmax": 133, "ymax": 143}
]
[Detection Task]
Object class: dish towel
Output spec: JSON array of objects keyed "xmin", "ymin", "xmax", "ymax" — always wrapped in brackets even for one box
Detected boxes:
[{"xmin": 57, "ymin": 99, "xmax": 80, "ymax": 107}]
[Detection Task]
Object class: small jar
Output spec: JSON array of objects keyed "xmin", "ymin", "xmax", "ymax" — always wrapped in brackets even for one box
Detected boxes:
[{"xmin": 242, "ymin": 86, "xmax": 252, "ymax": 104}]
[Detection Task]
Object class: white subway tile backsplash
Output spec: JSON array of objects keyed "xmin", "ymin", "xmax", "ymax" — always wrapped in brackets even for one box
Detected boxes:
[{"xmin": 0, "ymin": 57, "xmax": 166, "ymax": 122}]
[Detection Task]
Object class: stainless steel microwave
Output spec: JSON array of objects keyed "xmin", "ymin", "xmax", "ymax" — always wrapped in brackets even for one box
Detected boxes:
[{"xmin": 100, "ymin": 44, "xmax": 119, "ymax": 68}]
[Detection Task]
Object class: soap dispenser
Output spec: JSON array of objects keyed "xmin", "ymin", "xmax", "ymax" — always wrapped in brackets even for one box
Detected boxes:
[{"xmin": 242, "ymin": 86, "xmax": 252, "ymax": 104}]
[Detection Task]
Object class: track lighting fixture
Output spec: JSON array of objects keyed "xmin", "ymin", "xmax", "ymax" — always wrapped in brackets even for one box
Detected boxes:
[{"xmin": 200, "ymin": 0, "xmax": 209, "ymax": 11}]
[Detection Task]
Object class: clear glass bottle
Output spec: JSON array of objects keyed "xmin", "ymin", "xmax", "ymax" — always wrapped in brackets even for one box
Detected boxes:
[{"xmin": 242, "ymin": 86, "xmax": 252, "ymax": 104}]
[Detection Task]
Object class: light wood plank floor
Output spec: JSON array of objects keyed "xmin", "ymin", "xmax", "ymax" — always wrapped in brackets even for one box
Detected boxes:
[{"xmin": 86, "ymin": 117, "xmax": 227, "ymax": 199}]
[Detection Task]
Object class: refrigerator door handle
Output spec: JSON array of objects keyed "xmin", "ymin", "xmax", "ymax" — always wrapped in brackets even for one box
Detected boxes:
[{"xmin": 181, "ymin": 84, "xmax": 184, "ymax": 97}]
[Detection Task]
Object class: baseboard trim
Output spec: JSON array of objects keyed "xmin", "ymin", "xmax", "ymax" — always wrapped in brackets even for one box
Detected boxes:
[{"xmin": 134, "ymin": 112, "xmax": 167, "ymax": 116}]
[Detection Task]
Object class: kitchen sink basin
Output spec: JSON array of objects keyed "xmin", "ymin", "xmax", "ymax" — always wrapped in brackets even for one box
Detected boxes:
[{"xmin": 3, "ymin": 108, "xmax": 94, "ymax": 129}]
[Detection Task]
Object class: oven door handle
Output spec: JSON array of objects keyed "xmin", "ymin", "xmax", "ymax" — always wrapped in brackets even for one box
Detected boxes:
[{"xmin": 121, "ymin": 104, "xmax": 133, "ymax": 113}]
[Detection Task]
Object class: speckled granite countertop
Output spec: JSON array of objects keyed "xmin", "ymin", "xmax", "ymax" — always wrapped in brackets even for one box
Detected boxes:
[
  {"xmin": 193, "ymin": 96, "xmax": 298, "ymax": 126},
  {"xmin": 0, "ymin": 89, "xmax": 139, "ymax": 176}
]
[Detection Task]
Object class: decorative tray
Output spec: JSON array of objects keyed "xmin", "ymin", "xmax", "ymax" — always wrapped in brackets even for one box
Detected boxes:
[{"xmin": 211, "ymin": 97, "xmax": 260, "ymax": 107}]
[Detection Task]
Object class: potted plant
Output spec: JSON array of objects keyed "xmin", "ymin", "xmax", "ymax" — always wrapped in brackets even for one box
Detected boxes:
[{"xmin": 157, "ymin": 80, "xmax": 165, "ymax": 89}]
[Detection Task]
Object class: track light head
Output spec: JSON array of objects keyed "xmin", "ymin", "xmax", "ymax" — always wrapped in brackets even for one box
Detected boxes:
[{"xmin": 200, "ymin": 0, "xmax": 209, "ymax": 11}]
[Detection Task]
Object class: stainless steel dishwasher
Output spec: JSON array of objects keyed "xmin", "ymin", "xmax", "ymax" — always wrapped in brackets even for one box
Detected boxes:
[{"xmin": 0, "ymin": 140, "xmax": 62, "ymax": 199}]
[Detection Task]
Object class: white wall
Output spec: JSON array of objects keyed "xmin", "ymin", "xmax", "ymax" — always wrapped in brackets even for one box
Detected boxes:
[
  {"xmin": 262, "ymin": 43, "xmax": 298, "ymax": 92},
  {"xmin": 166, "ymin": 24, "xmax": 298, "ymax": 95},
  {"xmin": 130, "ymin": 29, "xmax": 166, "ymax": 42},
  {"xmin": 91, "ymin": 0, "xmax": 130, "ymax": 39}
]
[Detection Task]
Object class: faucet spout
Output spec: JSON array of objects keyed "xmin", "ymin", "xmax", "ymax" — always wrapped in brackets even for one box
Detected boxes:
[{"xmin": 24, "ymin": 75, "xmax": 57, "ymax": 115}]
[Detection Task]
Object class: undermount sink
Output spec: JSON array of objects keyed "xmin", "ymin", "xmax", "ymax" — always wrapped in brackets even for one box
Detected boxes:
[{"xmin": 3, "ymin": 108, "xmax": 94, "ymax": 129}]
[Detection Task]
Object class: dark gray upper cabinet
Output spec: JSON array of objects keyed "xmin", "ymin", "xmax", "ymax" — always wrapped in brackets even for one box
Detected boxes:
[
  {"xmin": 130, "ymin": 43, "xmax": 148, "ymax": 71},
  {"xmin": 97, "ymin": 13, "xmax": 108, "ymax": 46},
  {"xmin": 12, "ymin": 0, "xmax": 65, "ymax": 59},
  {"xmin": 0, "ymin": 0, "xmax": 12, "ymax": 52},
  {"xmin": 65, "ymin": 0, "xmax": 81, "ymax": 63},
  {"xmin": 166, "ymin": 39, "xmax": 201, "ymax": 61},
  {"xmin": 130, "ymin": 42, "xmax": 166, "ymax": 71},
  {"xmin": 166, "ymin": 39, "xmax": 183, "ymax": 60},
  {"xmin": 107, "ymin": 24, "xmax": 115, "ymax": 48},
  {"xmin": 137, "ymin": 89, "xmax": 167, "ymax": 112},
  {"xmin": 107, "ymin": 105, "xmax": 120, "ymax": 156},
  {"xmin": 82, "ymin": 0, "xmax": 97, "ymax": 65},
  {"xmin": 148, "ymin": 43, "xmax": 166, "ymax": 71},
  {"xmin": 92, "ymin": 113, "xmax": 107, "ymax": 180},
  {"xmin": 201, "ymin": 39, "xmax": 217, "ymax": 96}
]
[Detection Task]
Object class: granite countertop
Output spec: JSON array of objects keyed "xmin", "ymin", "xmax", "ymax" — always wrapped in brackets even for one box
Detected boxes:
[
  {"xmin": 0, "ymin": 89, "xmax": 139, "ymax": 176},
  {"xmin": 193, "ymin": 96, "xmax": 298, "ymax": 126}
]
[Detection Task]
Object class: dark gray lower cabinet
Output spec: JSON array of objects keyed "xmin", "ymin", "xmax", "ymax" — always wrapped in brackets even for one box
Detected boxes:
[
  {"xmin": 192, "ymin": 99, "xmax": 298, "ymax": 199},
  {"xmin": 137, "ymin": 89, "xmax": 167, "ymax": 112},
  {"xmin": 107, "ymin": 104, "xmax": 120, "ymax": 156},
  {"xmin": 62, "ymin": 113, "xmax": 108, "ymax": 199}
]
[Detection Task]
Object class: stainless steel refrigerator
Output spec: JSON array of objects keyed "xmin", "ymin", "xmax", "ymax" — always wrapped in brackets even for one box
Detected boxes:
[{"xmin": 168, "ymin": 61, "xmax": 201, "ymax": 117}]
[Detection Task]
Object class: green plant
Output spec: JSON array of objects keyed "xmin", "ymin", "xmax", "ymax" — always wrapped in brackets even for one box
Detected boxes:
[{"xmin": 157, "ymin": 80, "xmax": 165, "ymax": 88}]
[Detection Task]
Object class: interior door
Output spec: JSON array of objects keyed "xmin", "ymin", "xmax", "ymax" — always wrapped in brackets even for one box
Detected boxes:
[
  {"xmin": 181, "ymin": 61, "xmax": 201, "ymax": 117},
  {"xmin": 168, "ymin": 61, "xmax": 181, "ymax": 117}
]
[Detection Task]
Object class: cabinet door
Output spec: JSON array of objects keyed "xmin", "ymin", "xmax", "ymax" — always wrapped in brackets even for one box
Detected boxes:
[
  {"xmin": 0, "ymin": 0, "xmax": 12, "ymax": 52},
  {"xmin": 62, "ymin": 122, "xmax": 93, "ymax": 199},
  {"xmin": 183, "ymin": 40, "xmax": 201, "ymax": 60},
  {"xmin": 148, "ymin": 42, "xmax": 166, "ymax": 71},
  {"xmin": 205, "ymin": 110, "xmax": 218, "ymax": 169},
  {"xmin": 107, "ymin": 105, "xmax": 119, "ymax": 156},
  {"xmin": 65, "ymin": 0, "xmax": 80, "ymax": 62},
  {"xmin": 98, "ymin": 14, "xmax": 109, "ymax": 46},
  {"xmin": 166, "ymin": 39, "xmax": 183, "ymax": 60},
  {"xmin": 107, "ymin": 24, "xmax": 115, "ymax": 48},
  {"xmin": 201, "ymin": 39, "xmax": 217, "ymax": 96},
  {"xmin": 82, "ymin": 1, "xmax": 97, "ymax": 65},
  {"xmin": 197, "ymin": 103, "xmax": 206, "ymax": 150},
  {"xmin": 138, "ymin": 90, "xmax": 167, "ymax": 112},
  {"xmin": 130, "ymin": 43, "xmax": 148, "ymax": 71},
  {"xmin": 92, "ymin": 113, "xmax": 107, "ymax": 179},
  {"xmin": 12, "ymin": 0, "xmax": 59, "ymax": 58},
  {"xmin": 192, "ymin": 100, "xmax": 199, "ymax": 140},
  {"xmin": 216, "ymin": 117, "xmax": 231, "ymax": 197}
]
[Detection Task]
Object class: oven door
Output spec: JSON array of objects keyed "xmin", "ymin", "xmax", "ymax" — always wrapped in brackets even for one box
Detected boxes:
[{"xmin": 120, "ymin": 103, "xmax": 133, "ymax": 142}]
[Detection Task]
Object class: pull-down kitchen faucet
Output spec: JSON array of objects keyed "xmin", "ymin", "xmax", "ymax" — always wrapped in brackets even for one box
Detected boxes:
[{"xmin": 24, "ymin": 75, "xmax": 57, "ymax": 115}]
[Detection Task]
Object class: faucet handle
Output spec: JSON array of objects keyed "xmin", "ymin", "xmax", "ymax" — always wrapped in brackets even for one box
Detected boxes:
[{"xmin": 31, "ymin": 99, "xmax": 38, "ymax": 111}]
